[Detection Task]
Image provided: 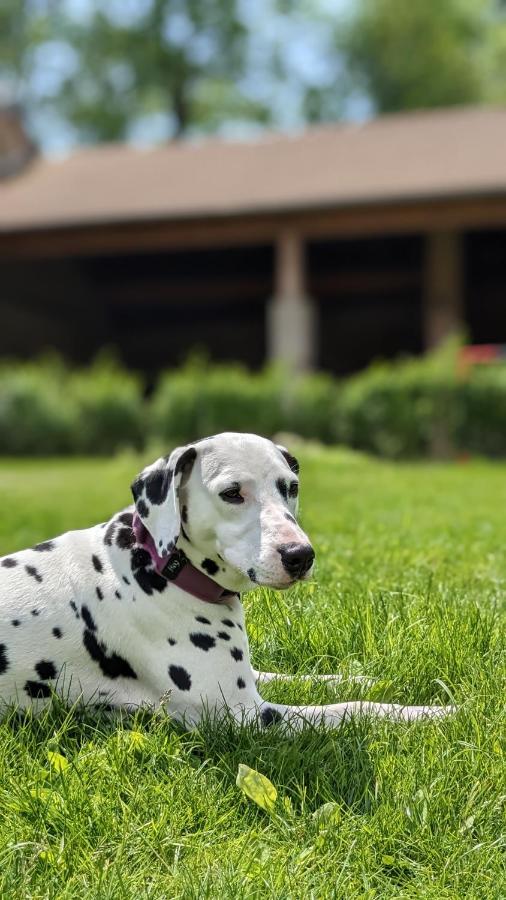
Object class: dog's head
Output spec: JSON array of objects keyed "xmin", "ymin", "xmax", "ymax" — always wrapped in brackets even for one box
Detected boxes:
[{"xmin": 131, "ymin": 432, "xmax": 314, "ymax": 591}]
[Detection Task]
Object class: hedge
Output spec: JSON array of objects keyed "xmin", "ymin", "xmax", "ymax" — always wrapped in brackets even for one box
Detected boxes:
[
  {"xmin": 1, "ymin": 341, "xmax": 506, "ymax": 457},
  {"xmin": 0, "ymin": 353, "xmax": 144, "ymax": 456}
]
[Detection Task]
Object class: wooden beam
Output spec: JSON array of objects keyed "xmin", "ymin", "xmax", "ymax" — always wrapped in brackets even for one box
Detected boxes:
[
  {"xmin": 423, "ymin": 230, "xmax": 464, "ymax": 348},
  {"xmin": 267, "ymin": 229, "xmax": 316, "ymax": 371},
  {"xmin": 1, "ymin": 193, "xmax": 506, "ymax": 261}
]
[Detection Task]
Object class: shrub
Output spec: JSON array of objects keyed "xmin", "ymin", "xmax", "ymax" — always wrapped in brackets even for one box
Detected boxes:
[
  {"xmin": 457, "ymin": 366, "xmax": 506, "ymax": 456},
  {"xmin": 68, "ymin": 353, "xmax": 145, "ymax": 455},
  {"xmin": 0, "ymin": 353, "xmax": 145, "ymax": 456},
  {"xmin": 149, "ymin": 359, "xmax": 340, "ymax": 446},
  {"xmin": 3, "ymin": 338, "xmax": 506, "ymax": 458},
  {"xmin": 0, "ymin": 357, "xmax": 76, "ymax": 455},
  {"xmin": 334, "ymin": 346, "xmax": 462, "ymax": 458}
]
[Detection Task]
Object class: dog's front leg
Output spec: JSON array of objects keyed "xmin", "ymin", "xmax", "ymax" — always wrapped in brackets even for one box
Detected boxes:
[
  {"xmin": 256, "ymin": 699, "xmax": 454, "ymax": 730},
  {"xmin": 253, "ymin": 670, "xmax": 375, "ymax": 688}
]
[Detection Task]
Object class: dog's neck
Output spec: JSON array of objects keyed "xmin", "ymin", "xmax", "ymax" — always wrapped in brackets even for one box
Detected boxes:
[
  {"xmin": 176, "ymin": 531, "xmax": 249, "ymax": 593},
  {"xmin": 128, "ymin": 509, "xmax": 248, "ymax": 596}
]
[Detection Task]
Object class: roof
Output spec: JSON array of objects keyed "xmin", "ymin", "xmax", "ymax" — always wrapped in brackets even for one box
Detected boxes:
[{"xmin": 1, "ymin": 106, "xmax": 506, "ymax": 232}]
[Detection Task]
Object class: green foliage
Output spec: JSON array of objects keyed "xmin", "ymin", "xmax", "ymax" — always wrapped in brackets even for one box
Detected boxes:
[
  {"xmin": 1, "ymin": 0, "xmax": 264, "ymax": 145},
  {"xmin": 0, "ymin": 353, "xmax": 144, "ymax": 456},
  {"xmin": 0, "ymin": 450, "xmax": 503, "ymax": 895},
  {"xmin": 4, "ymin": 0, "xmax": 506, "ymax": 153},
  {"xmin": 457, "ymin": 364, "xmax": 506, "ymax": 456},
  {"xmin": 149, "ymin": 358, "xmax": 338, "ymax": 445},
  {"xmin": 335, "ymin": 341, "xmax": 462, "ymax": 458},
  {"xmin": 338, "ymin": 0, "xmax": 498, "ymax": 113},
  {"xmin": 0, "ymin": 357, "xmax": 76, "ymax": 456},
  {"xmin": 67, "ymin": 353, "xmax": 145, "ymax": 454},
  {"xmin": 4, "ymin": 341, "xmax": 506, "ymax": 458}
]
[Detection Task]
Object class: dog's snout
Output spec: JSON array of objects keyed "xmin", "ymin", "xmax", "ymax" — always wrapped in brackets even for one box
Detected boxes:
[{"xmin": 278, "ymin": 543, "xmax": 315, "ymax": 578}]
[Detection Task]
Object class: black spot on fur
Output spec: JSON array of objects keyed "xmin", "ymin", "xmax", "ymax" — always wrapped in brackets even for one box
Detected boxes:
[
  {"xmin": 284, "ymin": 512, "xmax": 296, "ymax": 524},
  {"xmin": 136, "ymin": 498, "xmax": 149, "ymax": 518},
  {"xmin": 96, "ymin": 586, "xmax": 103, "ymax": 601},
  {"xmin": 130, "ymin": 546, "xmax": 167, "ymax": 594},
  {"xmin": 221, "ymin": 619, "xmax": 235, "ymax": 628},
  {"xmin": 175, "ymin": 447, "xmax": 197, "ymax": 475},
  {"xmin": 201, "ymin": 558, "xmax": 219, "ymax": 576},
  {"xmin": 230, "ymin": 647, "xmax": 243, "ymax": 662},
  {"xmin": 25, "ymin": 565, "xmax": 42, "ymax": 583},
  {"xmin": 70, "ymin": 600, "xmax": 80, "ymax": 619},
  {"xmin": 278, "ymin": 448, "xmax": 300, "ymax": 475},
  {"xmin": 0, "ymin": 645, "xmax": 9, "ymax": 674},
  {"xmin": 247, "ymin": 568, "xmax": 257, "ymax": 583},
  {"xmin": 11, "ymin": 620, "xmax": 20, "ymax": 627},
  {"xmin": 83, "ymin": 630, "xmax": 137, "ymax": 680},
  {"xmin": 31, "ymin": 609, "xmax": 40, "ymax": 616},
  {"xmin": 237, "ymin": 677, "xmax": 246, "ymax": 689},
  {"xmin": 81, "ymin": 605, "xmax": 97, "ymax": 631},
  {"xmin": 195, "ymin": 616, "xmax": 211, "ymax": 625},
  {"xmin": 131, "ymin": 477, "xmax": 144, "ymax": 502},
  {"xmin": 169, "ymin": 664, "xmax": 192, "ymax": 691},
  {"xmin": 24, "ymin": 680, "xmax": 51, "ymax": 699},
  {"xmin": 1, "ymin": 557, "xmax": 17, "ymax": 568},
  {"xmin": 114, "ymin": 590, "xmax": 121, "ymax": 599},
  {"xmin": 237, "ymin": 624, "xmax": 243, "ymax": 631},
  {"xmin": 34, "ymin": 541, "xmax": 54, "ymax": 551},
  {"xmin": 190, "ymin": 632, "xmax": 216, "ymax": 652},
  {"xmin": 181, "ymin": 505, "xmax": 188, "ymax": 523},
  {"xmin": 52, "ymin": 627, "xmax": 62, "ymax": 639},
  {"xmin": 116, "ymin": 527, "xmax": 134, "ymax": 550},
  {"xmin": 104, "ymin": 520, "xmax": 116, "ymax": 546},
  {"xmin": 92, "ymin": 554, "xmax": 103, "ymax": 573},
  {"xmin": 119, "ymin": 512, "xmax": 134, "ymax": 527},
  {"xmin": 261, "ymin": 707, "xmax": 283, "ymax": 727},
  {"xmin": 123, "ymin": 576, "xmax": 130, "ymax": 585},
  {"xmin": 167, "ymin": 638, "xmax": 176, "ymax": 646},
  {"xmin": 276, "ymin": 478, "xmax": 288, "ymax": 501},
  {"xmin": 145, "ymin": 468, "xmax": 172, "ymax": 505},
  {"xmin": 35, "ymin": 660, "xmax": 57, "ymax": 680},
  {"xmin": 130, "ymin": 547, "xmax": 150, "ymax": 568},
  {"xmin": 217, "ymin": 631, "xmax": 230, "ymax": 641}
]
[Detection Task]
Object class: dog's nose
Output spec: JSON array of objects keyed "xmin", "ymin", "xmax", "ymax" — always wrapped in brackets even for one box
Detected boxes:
[{"xmin": 278, "ymin": 543, "xmax": 315, "ymax": 578}]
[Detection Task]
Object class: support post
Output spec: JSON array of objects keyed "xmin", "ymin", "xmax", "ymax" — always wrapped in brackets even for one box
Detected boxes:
[
  {"xmin": 267, "ymin": 229, "xmax": 316, "ymax": 370},
  {"xmin": 423, "ymin": 230, "xmax": 464, "ymax": 348}
]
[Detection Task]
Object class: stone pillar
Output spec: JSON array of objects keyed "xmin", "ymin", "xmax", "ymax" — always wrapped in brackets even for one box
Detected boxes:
[
  {"xmin": 423, "ymin": 230, "xmax": 464, "ymax": 348},
  {"xmin": 267, "ymin": 229, "xmax": 317, "ymax": 370}
]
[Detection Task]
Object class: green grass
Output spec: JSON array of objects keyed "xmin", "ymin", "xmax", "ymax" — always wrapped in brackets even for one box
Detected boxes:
[{"xmin": 0, "ymin": 447, "xmax": 504, "ymax": 899}]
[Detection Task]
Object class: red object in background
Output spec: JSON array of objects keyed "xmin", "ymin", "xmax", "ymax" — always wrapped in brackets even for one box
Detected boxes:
[{"xmin": 458, "ymin": 344, "xmax": 506, "ymax": 373}]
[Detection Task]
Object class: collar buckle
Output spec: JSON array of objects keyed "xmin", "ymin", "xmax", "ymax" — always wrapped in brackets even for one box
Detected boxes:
[{"xmin": 161, "ymin": 548, "xmax": 188, "ymax": 581}]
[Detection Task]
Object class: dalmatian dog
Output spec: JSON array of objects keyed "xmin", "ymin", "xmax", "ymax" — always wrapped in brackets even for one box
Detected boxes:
[{"xmin": 0, "ymin": 433, "xmax": 453, "ymax": 728}]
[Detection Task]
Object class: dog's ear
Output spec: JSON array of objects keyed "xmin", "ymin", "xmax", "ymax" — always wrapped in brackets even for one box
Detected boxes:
[
  {"xmin": 131, "ymin": 445, "xmax": 197, "ymax": 557},
  {"xmin": 276, "ymin": 444, "xmax": 300, "ymax": 475}
]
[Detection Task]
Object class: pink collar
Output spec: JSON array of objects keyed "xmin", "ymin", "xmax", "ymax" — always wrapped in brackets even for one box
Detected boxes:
[{"xmin": 132, "ymin": 513, "xmax": 235, "ymax": 605}]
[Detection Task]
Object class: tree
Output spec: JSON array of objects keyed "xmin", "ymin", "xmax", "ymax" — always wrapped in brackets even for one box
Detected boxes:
[
  {"xmin": 0, "ymin": 0, "xmax": 269, "ymax": 145},
  {"xmin": 337, "ymin": 0, "xmax": 496, "ymax": 114}
]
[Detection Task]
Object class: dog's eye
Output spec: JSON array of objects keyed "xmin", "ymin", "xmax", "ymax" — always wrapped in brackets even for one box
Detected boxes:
[
  {"xmin": 219, "ymin": 487, "xmax": 244, "ymax": 504},
  {"xmin": 289, "ymin": 482, "xmax": 299, "ymax": 498}
]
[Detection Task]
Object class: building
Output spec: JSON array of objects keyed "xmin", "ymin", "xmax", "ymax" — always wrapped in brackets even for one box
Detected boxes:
[{"xmin": 1, "ymin": 106, "xmax": 506, "ymax": 377}]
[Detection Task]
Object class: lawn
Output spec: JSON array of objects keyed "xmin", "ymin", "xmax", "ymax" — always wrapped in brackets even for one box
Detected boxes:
[{"xmin": 0, "ymin": 446, "xmax": 504, "ymax": 898}]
